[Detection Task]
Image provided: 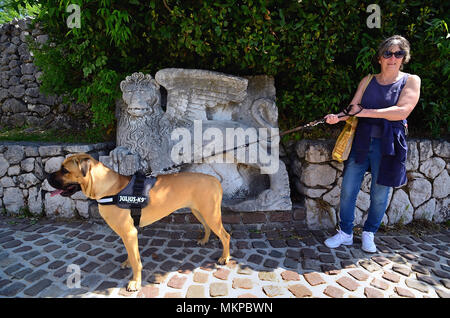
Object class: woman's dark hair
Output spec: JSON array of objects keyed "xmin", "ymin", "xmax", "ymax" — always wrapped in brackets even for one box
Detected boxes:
[{"xmin": 377, "ymin": 35, "xmax": 411, "ymax": 69}]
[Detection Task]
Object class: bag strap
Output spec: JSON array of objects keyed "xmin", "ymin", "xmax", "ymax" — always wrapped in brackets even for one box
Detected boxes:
[
  {"xmin": 342, "ymin": 74, "xmax": 373, "ymax": 117},
  {"xmin": 361, "ymin": 73, "xmax": 373, "ymax": 96}
]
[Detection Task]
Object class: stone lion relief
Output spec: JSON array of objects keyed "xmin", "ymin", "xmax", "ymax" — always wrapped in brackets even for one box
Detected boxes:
[{"xmin": 101, "ymin": 69, "xmax": 291, "ymax": 212}]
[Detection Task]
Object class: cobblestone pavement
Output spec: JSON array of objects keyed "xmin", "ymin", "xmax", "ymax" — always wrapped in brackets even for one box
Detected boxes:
[{"xmin": 0, "ymin": 214, "xmax": 449, "ymax": 299}]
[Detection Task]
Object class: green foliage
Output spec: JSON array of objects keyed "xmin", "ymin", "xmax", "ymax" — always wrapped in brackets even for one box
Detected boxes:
[
  {"xmin": 0, "ymin": 0, "xmax": 40, "ymax": 24},
  {"xmin": 413, "ymin": 18, "xmax": 449, "ymax": 138},
  {"xmin": 15, "ymin": 0, "xmax": 450, "ymax": 139}
]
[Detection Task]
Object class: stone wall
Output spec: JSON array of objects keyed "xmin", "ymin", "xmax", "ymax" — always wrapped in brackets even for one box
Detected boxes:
[
  {"xmin": 291, "ymin": 139, "xmax": 450, "ymax": 229},
  {"xmin": 0, "ymin": 141, "xmax": 114, "ymax": 219},
  {"xmin": 0, "ymin": 17, "xmax": 91, "ymax": 131},
  {"xmin": 0, "ymin": 138, "xmax": 448, "ymax": 230}
]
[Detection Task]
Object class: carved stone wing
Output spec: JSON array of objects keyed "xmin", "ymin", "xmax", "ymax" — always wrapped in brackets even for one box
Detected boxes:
[{"xmin": 155, "ymin": 68, "xmax": 248, "ymax": 121}]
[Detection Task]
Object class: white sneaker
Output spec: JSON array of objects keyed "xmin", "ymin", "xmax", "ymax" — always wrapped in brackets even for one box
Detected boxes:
[
  {"xmin": 324, "ymin": 230, "xmax": 353, "ymax": 248},
  {"xmin": 361, "ymin": 231, "xmax": 377, "ymax": 253}
]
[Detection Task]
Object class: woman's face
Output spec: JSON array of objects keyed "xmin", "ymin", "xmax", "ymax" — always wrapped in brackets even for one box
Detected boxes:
[{"xmin": 379, "ymin": 44, "xmax": 404, "ymax": 72}]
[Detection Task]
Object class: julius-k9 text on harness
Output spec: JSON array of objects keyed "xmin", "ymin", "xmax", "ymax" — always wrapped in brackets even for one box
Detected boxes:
[{"xmin": 97, "ymin": 172, "xmax": 157, "ymax": 226}]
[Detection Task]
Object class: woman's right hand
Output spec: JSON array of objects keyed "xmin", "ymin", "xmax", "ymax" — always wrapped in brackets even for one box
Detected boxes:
[{"xmin": 324, "ymin": 114, "xmax": 340, "ymax": 124}]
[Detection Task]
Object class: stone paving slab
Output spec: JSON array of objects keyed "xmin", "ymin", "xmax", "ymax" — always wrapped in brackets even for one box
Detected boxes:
[{"xmin": 0, "ymin": 215, "xmax": 449, "ymax": 298}]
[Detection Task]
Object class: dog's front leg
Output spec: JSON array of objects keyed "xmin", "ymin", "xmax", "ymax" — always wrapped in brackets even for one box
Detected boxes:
[
  {"xmin": 120, "ymin": 225, "xmax": 142, "ymax": 292},
  {"xmin": 99, "ymin": 206, "xmax": 142, "ymax": 291}
]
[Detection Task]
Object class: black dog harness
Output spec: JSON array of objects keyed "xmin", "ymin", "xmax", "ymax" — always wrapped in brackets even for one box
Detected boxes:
[{"xmin": 97, "ymin": 172, "xmax": 157, "ymax": 226}]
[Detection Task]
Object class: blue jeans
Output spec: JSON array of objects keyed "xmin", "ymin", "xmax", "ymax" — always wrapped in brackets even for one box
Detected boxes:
[{"xmin": 339, "ymin": 138, "xmax": 391, "ymax": 235}]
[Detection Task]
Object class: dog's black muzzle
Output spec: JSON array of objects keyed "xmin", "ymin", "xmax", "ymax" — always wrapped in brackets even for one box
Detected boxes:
[{"xmin": 47, "ymin": 172, "xmax": 81, "ymax": 197}]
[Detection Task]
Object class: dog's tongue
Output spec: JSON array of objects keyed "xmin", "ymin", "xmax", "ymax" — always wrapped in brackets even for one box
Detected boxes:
[{"xmin": 50, "ymin": 189, "xmax": 64, "ymax": 197}]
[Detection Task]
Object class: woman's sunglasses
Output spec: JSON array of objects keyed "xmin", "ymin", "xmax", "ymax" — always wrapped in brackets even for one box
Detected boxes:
[{"xmin": 382, "ymin": 50, "xmax": 406, "ymax": 59}]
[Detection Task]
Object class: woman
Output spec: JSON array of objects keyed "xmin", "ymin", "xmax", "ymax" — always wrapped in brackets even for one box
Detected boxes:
[{"xmin": 324, "ymin": 35, "xmax": 421, "ymax": 253}]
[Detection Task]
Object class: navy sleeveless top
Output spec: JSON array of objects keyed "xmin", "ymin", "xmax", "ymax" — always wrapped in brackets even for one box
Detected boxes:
[{"xmin": 351, "ymin": 73, "xmax": 409, "ymax": 187}]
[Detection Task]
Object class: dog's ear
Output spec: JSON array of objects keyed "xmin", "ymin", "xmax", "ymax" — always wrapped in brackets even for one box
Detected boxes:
[
  {"xmin": 73, "ymin": 157, "xmax": 91, "ymax": 177},
  {"xmin": 80, "ymin": 158, "xmax": 91, "ymax": 177}
]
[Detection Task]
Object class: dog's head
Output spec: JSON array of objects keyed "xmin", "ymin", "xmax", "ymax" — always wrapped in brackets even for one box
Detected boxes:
[{"xmin": 47, "ymin": 153, "xmax": 94, "ymax": 197}]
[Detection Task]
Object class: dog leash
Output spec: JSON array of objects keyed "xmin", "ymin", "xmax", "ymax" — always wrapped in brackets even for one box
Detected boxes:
[
  {"xmin": 148, "ymin": 104, "xmax": 363, "ymax": 176},
  {"xmin": 281, "ymin": 103, "xmax": 364, "ymax": 135}
]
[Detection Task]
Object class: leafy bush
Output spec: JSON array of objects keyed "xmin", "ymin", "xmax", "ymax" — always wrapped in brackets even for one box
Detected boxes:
[
  {"xmin": 15, "ymin": 0, "xmax": 450, "ymax": 139},
  {"xmin": 0, "ymin": 0, "xmax": 40, "ymax": 24}
]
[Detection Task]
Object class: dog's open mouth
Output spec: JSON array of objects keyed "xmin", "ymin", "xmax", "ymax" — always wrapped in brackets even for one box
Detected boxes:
[{"xmin": 50, "ymin": 184, "xmax": 81, "ymax": 197}]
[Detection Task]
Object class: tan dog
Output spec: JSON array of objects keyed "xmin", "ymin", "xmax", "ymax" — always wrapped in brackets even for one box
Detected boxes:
[{"xmin": 47, "ymin": 153, "xmax": 230, "ymax": 291}]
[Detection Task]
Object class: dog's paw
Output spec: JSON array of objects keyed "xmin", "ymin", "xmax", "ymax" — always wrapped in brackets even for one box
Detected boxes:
[
  {"xmin": 218, "ymin": 256, "xmax": 230, "ymax": 265},
  {"xmin": 197, "ymin": 238, "xmax": 208, "ymax": 246},
  {"xmin": 121, "ymin": 259, "xmax": 131, "ymax": 269},
  {"xmin": 126, "ymin": 280, "xmax": 141, "ymax": 292}
]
